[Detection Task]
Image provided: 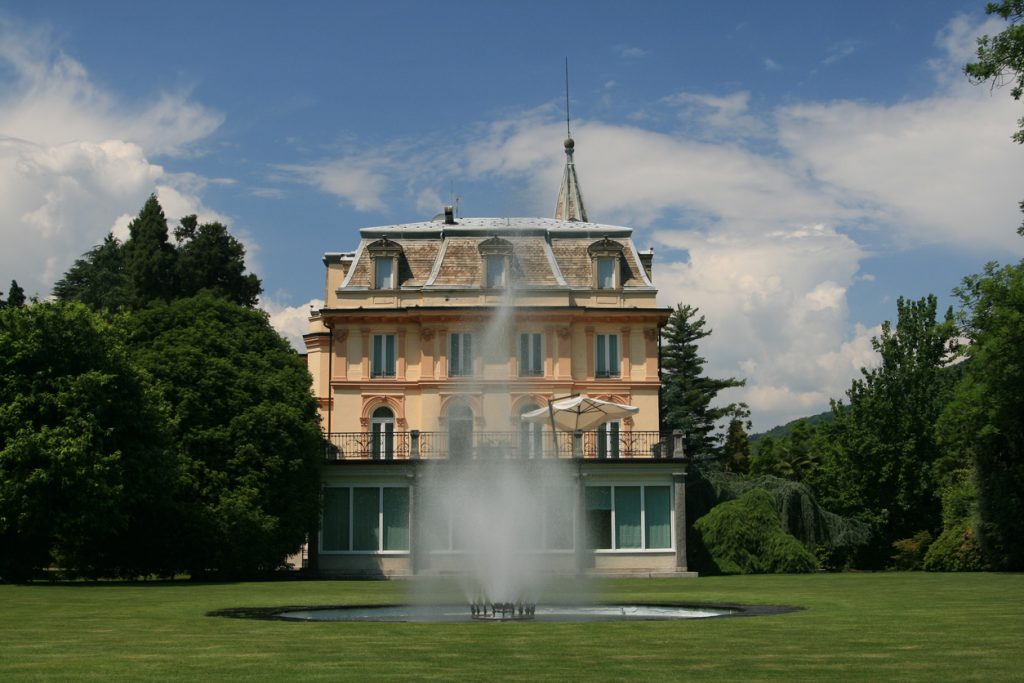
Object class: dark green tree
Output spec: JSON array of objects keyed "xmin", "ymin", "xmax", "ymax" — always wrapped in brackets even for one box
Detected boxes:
[
  {"xmin": 693, "ymin": 488, "xmax": 818, "ymax": 574},
  {"xmin": 721, "ymin": 415, "xmax": 752, "ymax": 474},
  {"xmin": 0, "ymin": 302, "xmax": 173, "ymax": 580},
  {"xmin": 828, "ymin": 295, "xmax": 958, "ymax": 567},
  {"xmin": 966, "ymin": 0, "xmax": 1024, "ymax": 234},
  {"xmin": 937, "ymin": 262, "xmax": 1024, "ymax": 569},
  {"xmin": 122, "ymin": 194, "xmax": 176, "ymax": 306},
  {"xmin": 174, "ymin": 216, "xmax": 262, "ymax": 307},
  {"xmin": 53, "ymin": 234, "xmax": 131, "ymax": 310},
  {"xmin": 750, "ymin": 419, "xmax": 825, "ymax": 483},
  {"xmin": 660, "ymin": 304, "xmax": 746, "ymax": 460},
  {"xmin": 5, "ymin": 281, "xmax": 25, "ymax": 308},
  {"xmin": 55, "ymin": 197, "xmax": 261, "ymax": 310},
  {"xmin": 124, "ymin": 293, "xmax": 321, "ymax": 576}
]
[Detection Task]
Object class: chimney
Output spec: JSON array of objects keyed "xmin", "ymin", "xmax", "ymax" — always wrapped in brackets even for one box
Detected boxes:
[
  {"xmin": 639, "ymin": 248, "xmax": 654, "ymax": 280},
  {"xmin": 444, "ymin": 205, "xmax": 456, "ymax": 225}
]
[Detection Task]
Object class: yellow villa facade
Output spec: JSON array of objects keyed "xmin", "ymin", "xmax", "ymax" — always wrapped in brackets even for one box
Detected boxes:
[{"xmin": 304, "ymin": 138, "xmax": 694, "ymax": 578}]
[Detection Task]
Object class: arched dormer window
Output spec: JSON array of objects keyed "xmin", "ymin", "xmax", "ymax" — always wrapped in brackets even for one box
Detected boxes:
[
  {"xmin": 367, "ymin": 238, "xmax": 403, "ymax": 290},
  {"xmin": 588, "ymin": 237, "xmax": 625, "ymax": 290},
  {"xmin": 478, "ymin": 236, "xmax": 513, "ymax": 289}
]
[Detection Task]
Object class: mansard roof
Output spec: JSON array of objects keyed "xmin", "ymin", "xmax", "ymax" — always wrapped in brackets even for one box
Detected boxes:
[{"xmin": 337, "ymin": 217, "xmax": 653, "ymax": 291}]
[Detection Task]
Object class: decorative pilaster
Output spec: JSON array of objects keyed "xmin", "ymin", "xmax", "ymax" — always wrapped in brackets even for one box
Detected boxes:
[
  {"xmin": 333, "ymin": 329, "xmax": 349, "ymax": 380},
  {"xmin": 584, "ymin": 326, "xmax": 595, "ymax": 380},
  {"xmin": 360, "ymin": 328, "xmax": 370, "ymax": 380},
  {"xmin": 673, "ymin": 470, "xmax": 688, "ymax": 571},
  {"xmin": 556, "ymin": 327, "xmax": 572, "ymax": 380},
  {"xmin": 397, "ymin": 328, "xmax": 407, "ymax": 380},
  {"xmin": 620, "ymin": 326, "xmax": 632, "ymax": 380},
  {"xmin": 420, "ymin": 328, "xmax": 435, "ymax": 380},
  {"xmin": 643, "ymin": 327, "xmax": 659, "ymax": 380}
]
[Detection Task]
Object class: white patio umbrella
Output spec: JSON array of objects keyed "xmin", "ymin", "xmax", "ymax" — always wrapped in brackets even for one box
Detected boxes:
[{"xmin": 520, "ymin": 395, "xmax": 639, "ymax": 432}]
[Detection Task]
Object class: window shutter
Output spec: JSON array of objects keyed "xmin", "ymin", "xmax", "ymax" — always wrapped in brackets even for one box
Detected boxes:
[
  {"xmin": 609, "ymin": 335, "xmax": 619, "ymax": 376},
  {"xmin": 450, "ymin": 334, "xmax": 460, "ymax": 375},
  {"xmin": 596, "ymin": 335, "xmax": 606, "ymax": 376},
  {"xmin": 532, "ymin": 333, "xmax": 542, "ymax": 374},
  {"xmin": 372, "ymin": 335, "xmax": 383, "ymax": 377}
]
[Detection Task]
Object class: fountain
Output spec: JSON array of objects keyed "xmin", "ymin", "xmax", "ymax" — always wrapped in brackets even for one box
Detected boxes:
[{"xmin": 414, "ymin": 285, "xmax": 573, "ymax": 619}]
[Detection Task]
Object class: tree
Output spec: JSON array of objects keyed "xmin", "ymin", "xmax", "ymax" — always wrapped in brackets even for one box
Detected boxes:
[
  {"xmin": 0, "ymin": 302, "xmax": 173, "ymax": 580},
  {"xmin": 5, "ymin": 281, "xmax": 25, "ymax": 308},
  {"xmin": 174, "ymin": 216, "xmax": 262, "ymax": 307},
  {"xmin": 53, "ymin": 235, "xmax": 131, "ymax": 310},
  {"xmin": 121, "ymin": 194, "xmax": 177, "ymax": 306},
  {"xmin": 660, "ymin": 304, "xmax": 746, "ymax": 460},
  {"xmin": 693, "ymin": 488, "xmax": 818, "ymax": 574},
  {"xmin": 966, "ymin": 0, "xmax": 1024, "ymax": 233},
  {"xmin": 721, "ymin": 415, "xmax": 752, "ymax": 474},
  {"xmin": 124, "ymin": 293, "xmax": 321, "ymax": 575},
  {"xmin": 55, "ymin": 196, "xmax": 261, "ymax": 310},
  {"xmin": 966, "ymin": 0, "xmax": 1024, "ymax": 143},
  {"xmin": 828, "ymin": 296, "xmax": 958, "ymax": 567},
  {"xmin": 937, "ymin": 262, "xmax": 1024, "ymax": 569},
  {"xmin": 750, "ymin": 420, "xmax": 825, "ymax": 483}
]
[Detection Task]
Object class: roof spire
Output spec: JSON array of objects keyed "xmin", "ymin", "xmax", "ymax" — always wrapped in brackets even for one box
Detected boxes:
[{"xmin": 554, "ymin": 58, "xmax": 588, "ymax": 223}]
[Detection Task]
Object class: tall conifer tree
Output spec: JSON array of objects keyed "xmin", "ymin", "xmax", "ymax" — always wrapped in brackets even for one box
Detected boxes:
[{"xmin": 660, "ymin": 304, "xmax": 746, "ymax": 460}]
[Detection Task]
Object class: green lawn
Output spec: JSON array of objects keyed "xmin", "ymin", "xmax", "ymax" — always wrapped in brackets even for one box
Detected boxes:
[{"xmin": 0, "ymin": 573, "xmax": 1021, "ymax": 681}]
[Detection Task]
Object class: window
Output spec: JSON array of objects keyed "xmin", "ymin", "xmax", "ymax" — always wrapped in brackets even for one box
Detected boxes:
[
  {"xmin": 447, "ymin": 404, "xmax": 474, "ymax": 459},
  {"xmin": 421, "ymin": 486, "xmax": 574, "ymax": 552},
  {"xmin": 370, "ymin": 406, "xmax": 394, "ymax": 460},
  {"xmin": 596, "ymin": 257, "xmax": 616, "ymax": 289},
  {"xmin": 518, "ymin": 403, "xmax": 545, "ymax": 458},
  {"xmin": 485, "ymin": 254, "xmax": 507, "ymax": 288},
  {"xmin": 371, "ymin": 334, "xmax": 396, "ymax": 378},
  {"xmin": 449, "ymin": 333, "xmax": 473, "ymax": 377},
  {"xmin": 518, "ymin": 333, "xmax": 543, "ymax": 376},
  {"xmin": 596, "ymin": 334, "xmax": 620, "ymax": 377},
  {"xmin": 374, "ymin": 257, "xmax": 395, "ymax": 289},
  {"xmin": 321, "ymin": 486, "xmax": 410, "ymax": 552},
  {"xmin": 597, "ymin": 420, "xmax": 620, "ymax": 459},
  {"xmin": 585, "ymin": 485, "xmax": 672, "ymax": 550}
]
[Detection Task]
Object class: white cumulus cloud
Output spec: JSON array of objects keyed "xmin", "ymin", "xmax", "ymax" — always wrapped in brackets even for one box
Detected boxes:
[{"xmin": 0, "ymin": 19, "xmax": 225, "ymax": 296}]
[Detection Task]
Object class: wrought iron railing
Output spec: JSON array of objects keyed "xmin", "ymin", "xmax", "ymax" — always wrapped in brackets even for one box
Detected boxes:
[{"xmin": 323, "ymin": 430, "xmax": 681, "ymax": 461}]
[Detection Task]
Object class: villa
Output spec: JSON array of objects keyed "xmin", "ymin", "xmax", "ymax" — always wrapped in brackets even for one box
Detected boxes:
[{"xmin": 304, "ymin": 136, "xmax": 692, "ymax": 578}]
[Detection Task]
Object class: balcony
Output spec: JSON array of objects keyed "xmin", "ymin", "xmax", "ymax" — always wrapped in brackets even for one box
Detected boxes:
[{"xmin": 323, "ymin": 430, "xmax": 683, "ymax": 461}]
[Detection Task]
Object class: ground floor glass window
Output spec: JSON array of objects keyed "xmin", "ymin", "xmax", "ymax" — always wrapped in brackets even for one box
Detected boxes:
[
  {"xmin": 586, "ymin": 484, "xmax": 672, "ymax": 550},
  {"xmin": 321, "ymin": 485, "xmax": 410, "ymax": 552}
]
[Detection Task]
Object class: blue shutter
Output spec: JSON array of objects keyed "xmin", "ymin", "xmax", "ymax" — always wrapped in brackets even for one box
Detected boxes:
[
  {"xmin": 385, "ymin": 335, "xmax": 395, "ymax": 376},
  {"xmin": 450, "ymin": 334, "xmax": 460, "ymax": 376},
  {"xmin": 609, "ymin": 335, "xmax": 619, "ymax": 376},
  {"xmin": 532, "ymin": 333, "xmax": 542, "ymax": 374},
  {"xmin": 372, "ymin": 335, "xmax": 383, "ymax": 377}
]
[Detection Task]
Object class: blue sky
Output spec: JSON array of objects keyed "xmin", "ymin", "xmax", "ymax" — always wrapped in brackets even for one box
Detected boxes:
[{"xmin": 2, "ymin": 1, "xmax": 1022, "ymax": 430}]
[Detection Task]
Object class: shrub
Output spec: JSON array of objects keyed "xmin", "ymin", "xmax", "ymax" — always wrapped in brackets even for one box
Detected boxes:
[
  {"xmin": 693, "ymin": 488, "xmax": 818, "ymax": 574},
  {"xmin": 923, "ymin": 520, "xmax": 989, "ymax": 572},
  {"xmin": 891, "ymin": 530, "xmax": 933, "ymax": 570}
]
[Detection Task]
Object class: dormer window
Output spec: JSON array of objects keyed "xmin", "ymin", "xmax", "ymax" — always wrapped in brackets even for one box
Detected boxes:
[
  {"xmin": 478, "ymin": 236, "xmax": 513, "ymax": 289},
  {"xmin": 596, "ymin": 257, "xmax": 616, "ymax": 289},
  {"xmin": 485, "ymin": 255, "xmax": 506, "ymax": 288},
  {"xmin": 374, "ymin": 257, "xmax": 395, "ymax": 289},
  {"xmin": 366, "ymin": 237, "xmax": 403, "ymax": 290},
  {"xmin": 588, "ymin": 237, "xmax": 625, "ymax": 291}
]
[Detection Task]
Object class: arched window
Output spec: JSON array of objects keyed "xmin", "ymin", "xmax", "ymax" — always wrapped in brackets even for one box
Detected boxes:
[
  {"xmin": 371, "ymin": 406, "xmax": 395, "ymax": 460},
  {"xmin": 518, "ymin": 403, "xmax": 545, "ymax": 458},
  {"xmin": 447, "ymin": 404, "xmax": 474, "ymax": 460}
]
